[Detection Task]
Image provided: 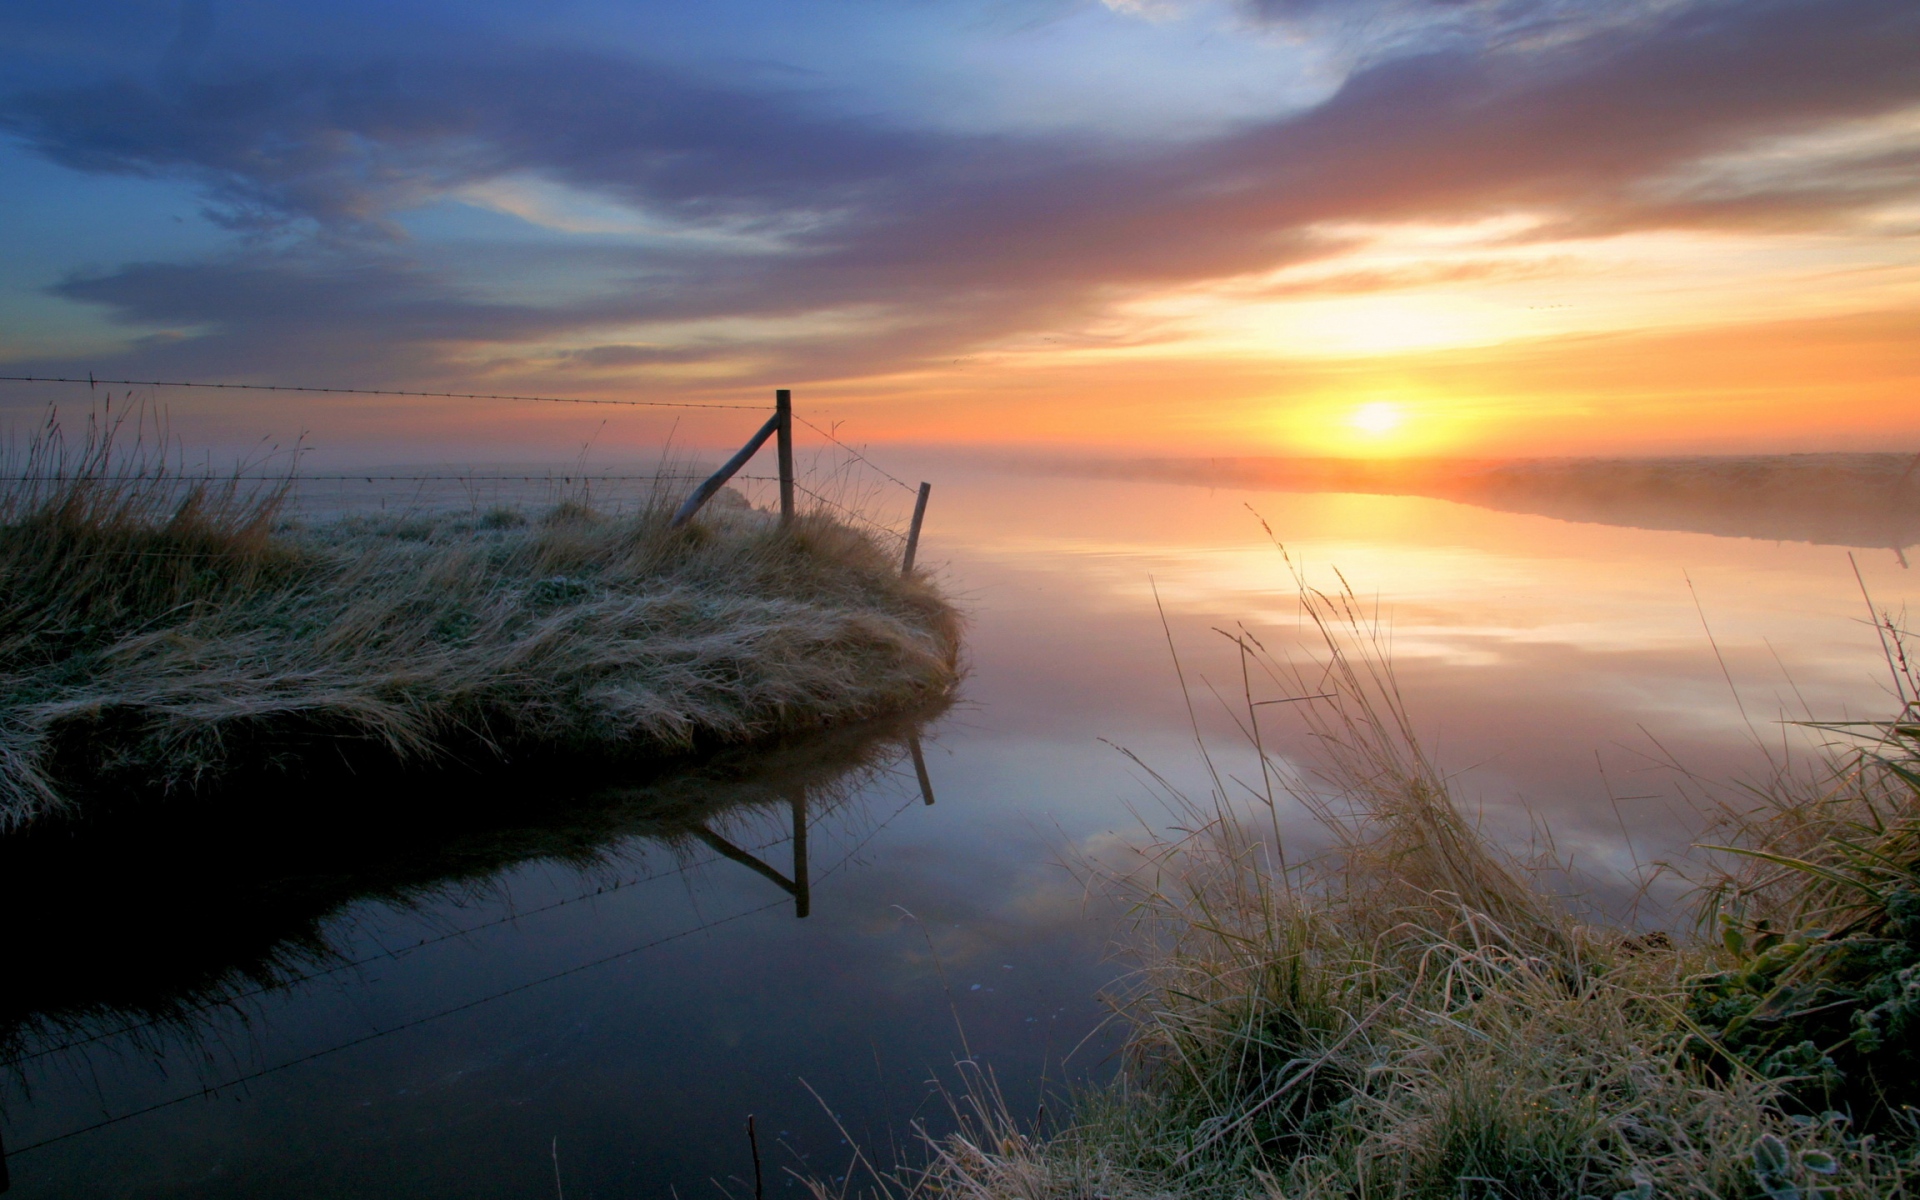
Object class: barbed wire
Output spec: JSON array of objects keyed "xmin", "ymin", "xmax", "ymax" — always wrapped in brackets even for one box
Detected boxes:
[
  {"xmin": 3, "ymin": 897, "xmax": 790, "ymax": 1157},
  {"xmin": 0, "ymin": 474, "xmax": 781, "ymax": 484},
  {"xmin": 5, "ymin": 794, "xmax": 921, "ymax": 1152},
  {"xmin": 0, "ymin": 376, "xmax": 765, "ymax": 411},
  {"xmin": 794, "ymin": 415, "xmax": 918, "ymax": 495},
  {"xmin": 0, "ymin": 373, "xmax": 927, "ymax": 543},
  {"xmin": 3, "ymin": 843, "xmax": 758, "ymax": 1069},
  {"xmin": 4, "ymin": 778, "xmax": 933, "ymax": 1158},
  {"xmin": 794, "ymin": 481, "xmax": 908, "ymax": 544}
]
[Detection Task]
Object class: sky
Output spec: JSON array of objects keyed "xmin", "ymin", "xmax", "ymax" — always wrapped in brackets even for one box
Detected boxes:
[{"xmin": 1, "ymin": 0, "xmax": 1917, "ymax": 459}]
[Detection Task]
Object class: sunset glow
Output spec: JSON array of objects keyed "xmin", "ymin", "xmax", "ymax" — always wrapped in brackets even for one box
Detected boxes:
[
  {"xmin": 1348, "ymin": 402, "xmax": 1404, "ymax": 439},
  {"xmin": 5, "ymin": 5, "xmax": 1920, "ymax": 1189},
  {"xmin": 0, "ymin": 0, "xmax": 1914, "ymax": 459}
]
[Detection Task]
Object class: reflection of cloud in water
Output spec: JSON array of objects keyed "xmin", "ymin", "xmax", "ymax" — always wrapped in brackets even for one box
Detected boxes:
[{"xmin": 930, "ymin": 470, "xmax": 1916, "ymax": 924}]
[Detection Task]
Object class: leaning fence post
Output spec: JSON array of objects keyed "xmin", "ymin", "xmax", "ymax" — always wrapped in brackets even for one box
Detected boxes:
[
  {"xmin": 901, "ymin": 481, "xmax": 931, "ymax": 575},
  {"xmin": 669, "ymin": 409, "xmax": 783, "ymax": 528},
  {"xmin": 776, "ymin": 389, "xmax": 794, "ymax": 527}
]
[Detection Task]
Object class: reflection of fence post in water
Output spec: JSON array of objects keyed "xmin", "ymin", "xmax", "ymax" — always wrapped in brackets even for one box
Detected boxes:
[
  {"xmin": 688, "ymin": 791, "xmax": 812, "ymax": 919},
  {"xmin": 788, "ymin": 787, "xmax": 809, "ymax": 919}
]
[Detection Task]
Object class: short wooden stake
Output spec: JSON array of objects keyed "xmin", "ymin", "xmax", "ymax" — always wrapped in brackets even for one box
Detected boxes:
[
  {"xmin": 901, "ymin": 481, "xmax": 931, "ymax": 575},
  {"xmin": 747, "ymin": 1115, "xmax": 764, "ymax": 1200},
  {"xmin": 909, "ymin": 732, "xmax": 936, "ymax": 806},
  {"xmin": 775, "ymin": 389, "xmax": 795, "ymax": 527}
]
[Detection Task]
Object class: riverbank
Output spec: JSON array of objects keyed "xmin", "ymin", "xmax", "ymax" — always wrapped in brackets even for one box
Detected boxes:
[
  {"xmin": 1041, "ymin": 452, "xmax": 1920, "ymax": 551},
  {"xmin": 0, "ymin": 437, "xmax": 959, "ymax": 829},
  {"xmin": 901, "ymin": 590, "xmax": 1919, "ymax": 1200}
]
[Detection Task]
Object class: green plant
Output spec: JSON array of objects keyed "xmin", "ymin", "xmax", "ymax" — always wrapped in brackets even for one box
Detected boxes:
[
  {"xmin": 1687, "ymin": 707, "xmax": 1920, "ymax": 1127},
  {"xmin": 830, "ymin": 558, "xmax": 1920, "ymax": 1200}
]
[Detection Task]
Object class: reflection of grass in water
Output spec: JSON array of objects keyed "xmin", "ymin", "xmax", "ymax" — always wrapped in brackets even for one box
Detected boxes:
[
  {"xmin": 860, "ymin": 571, "xmax": 1919, "ymax": 1199},
  {"xmin": 0, "ymin": 405, "xmax": 958, "ymax": 828},
  {"xmin": 0, "ymin": 702, "xmax": 946, "ymax": 1075}
]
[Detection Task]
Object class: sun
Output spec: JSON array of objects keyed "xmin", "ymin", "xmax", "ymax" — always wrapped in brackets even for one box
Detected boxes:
[
  {"xmin": 1348, "ymin": 401, "xmax": 1404, "ymax": 437},
  {"xmin": 1277, "ymin": 393, "xmax": 1450, "ymax": 457}
]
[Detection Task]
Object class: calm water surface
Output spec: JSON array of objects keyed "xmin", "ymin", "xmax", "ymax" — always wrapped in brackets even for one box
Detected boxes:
[{"xmin": 3, "ymin": 470, "xmax": 1914, "ymax": 1197}]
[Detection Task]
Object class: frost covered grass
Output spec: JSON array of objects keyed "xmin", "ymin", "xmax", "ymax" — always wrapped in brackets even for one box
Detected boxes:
[
  {"xmin": 0, "ymin": 409, "xmax": 959, "ymax": 826},
  {"xmin": 830, "ymin": 572, "xmax": 1918, "ymax": 1200}
]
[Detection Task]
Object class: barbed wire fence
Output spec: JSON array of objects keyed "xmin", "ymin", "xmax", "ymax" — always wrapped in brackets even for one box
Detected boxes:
[
  {"xmin": 0, "ymin": 376, "xmax": 944, "ymax": 1183},
  {"xmin": 0, "ymin": 376, "xmax": 931, "ymax": 565}
]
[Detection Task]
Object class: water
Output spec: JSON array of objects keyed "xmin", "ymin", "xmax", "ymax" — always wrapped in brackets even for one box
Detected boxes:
[{"xmin": 2, "ymin": 469, "xmax": 1914, "ymax": 1197}]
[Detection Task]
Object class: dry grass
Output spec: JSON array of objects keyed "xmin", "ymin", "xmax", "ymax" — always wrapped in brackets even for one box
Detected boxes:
[
  {"xmin": 826, "ymin": 557, "xmax": 1918, "ymax": 1200},
  {"xmin": 0, "ymin": 407, "xmax": 959, "ymax": 827}
]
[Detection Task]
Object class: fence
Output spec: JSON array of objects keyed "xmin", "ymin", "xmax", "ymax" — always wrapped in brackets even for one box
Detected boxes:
[
  {"xmin": 0, "ymin": 714, "xmax": 943, "ymax": 1185},
  {"xmin": 0, "ymin": 373, "xmax": 942, "ymax": 1188},
  {"xmin": 0, "ymin": 376, "xmax": 933, "ymax": 575}
]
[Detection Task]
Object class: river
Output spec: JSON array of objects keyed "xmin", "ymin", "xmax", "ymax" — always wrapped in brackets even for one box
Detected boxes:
[{"xmin": 2, "ymin": 466, "xmax": 1913, "ymax": 1197}]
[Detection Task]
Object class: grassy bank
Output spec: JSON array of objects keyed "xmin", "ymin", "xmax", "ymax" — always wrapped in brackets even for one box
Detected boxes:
[
  {"xmin": 0, "ymin": 413, "xmax": 959, "ymax": 828},
  {"xmin": 883, "ymin": 588, "xmax": 1918, "ymax": 1199}
]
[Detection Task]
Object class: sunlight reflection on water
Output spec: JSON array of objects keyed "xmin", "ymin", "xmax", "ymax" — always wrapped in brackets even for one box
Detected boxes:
[{"xmin": 3, "ymin": 465, "xmax": 1913, "ymax": 1197}]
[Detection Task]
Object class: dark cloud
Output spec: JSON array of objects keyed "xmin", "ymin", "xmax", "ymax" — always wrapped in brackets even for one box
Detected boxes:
[
  {"xmin": 0, "ymin": 51, "xmax": 956, "ymax": 237},
  {"xmin": 2, "ymin": 0, "xmax": 1915, "ymax": 390},
  {"xmin": 45, "ymin": 254, "xmax": 586, "ymax": 381},
  {"xmin": 1237, "ymin": 0, "xmax": 1633, "ymax": 32}
]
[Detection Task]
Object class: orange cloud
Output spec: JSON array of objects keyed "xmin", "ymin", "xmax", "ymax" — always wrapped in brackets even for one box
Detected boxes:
[{"xmin": 812, "ymin": 306, "xmax": 1920, "ymax": 458}]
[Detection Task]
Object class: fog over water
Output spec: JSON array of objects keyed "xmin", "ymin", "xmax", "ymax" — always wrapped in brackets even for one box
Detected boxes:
[
  {"xmin": 1044, "ymin": 452, "xmax": 1920, "ymax": 554},
  {"xmin": 2, "ymin": 463, "xmax": 1916, "ymax": 1196}
]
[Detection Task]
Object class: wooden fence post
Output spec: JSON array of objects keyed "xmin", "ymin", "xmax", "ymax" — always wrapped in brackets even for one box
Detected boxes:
[
  {"xmin": 908, "ymin": 731, "xmax": 936, "ymax": 806},
  {"xmin": 901, "ymin": 482, "xmax": 931, "ymax": 575},
  {"xmin": 776, "ymin": 389, "xmax": 795, "ymax": 527},
  {"xmin": 669, "ymin": 409, "xmax": 783, "ymax": 528}
]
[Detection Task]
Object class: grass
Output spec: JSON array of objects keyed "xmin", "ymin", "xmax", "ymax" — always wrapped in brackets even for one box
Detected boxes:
[
  {"xmin": 826, "ymin": 557, "xmax": 1920, "ymax": 1199},
  {"xmin": 0, "ymin": 406, "xmax": 959, "ymax": 827}
]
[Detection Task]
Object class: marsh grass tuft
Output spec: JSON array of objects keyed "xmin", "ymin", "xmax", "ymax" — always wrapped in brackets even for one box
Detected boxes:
[
  {"xmin": 825, "ymin": 558, "xmax": 1918, "ymax": 1200},
  {"xmin": 1683, "ymin": 633, "xmax": 1920, "ymax": 1136},
  {"xmin": 0, "ymin": 407, "xmax": 959, "ymax": 827}
]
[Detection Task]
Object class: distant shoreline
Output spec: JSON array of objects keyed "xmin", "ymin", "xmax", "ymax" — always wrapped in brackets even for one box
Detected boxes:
[{"xmin": 1033, "ymin": 451, "xmax": 1920, "ymax": 553}]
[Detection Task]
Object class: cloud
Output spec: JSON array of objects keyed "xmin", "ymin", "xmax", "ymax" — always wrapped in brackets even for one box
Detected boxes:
[
  {"xmin": 558, "ymin": 344, "xmax": 733, "ymax": 369},
  {"xmin": 1252, "ymin": 255, "xmax": 1581, "ymax": 298},
  {"xmin": 1, "ymin": 0, "xmax": 1915, "ymax": 391},
  {"xmin": 1, "ymin": 51, "xmax": 947, "ymax": 238}
]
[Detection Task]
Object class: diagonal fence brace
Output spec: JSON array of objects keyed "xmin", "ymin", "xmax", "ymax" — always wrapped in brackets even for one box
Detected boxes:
[{"xmin": 671, "ymin": 410, "xmax": 783, "ymax": 528}]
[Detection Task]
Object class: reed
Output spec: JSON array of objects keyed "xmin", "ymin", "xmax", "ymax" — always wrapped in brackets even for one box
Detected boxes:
[
  {"xmin": 838, "ymin": 562, "xmax": 1917, "ymax": 1200},
  {"xmin": 0, "ymin": 407, "xmax": 960, "ymax": 827}
]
